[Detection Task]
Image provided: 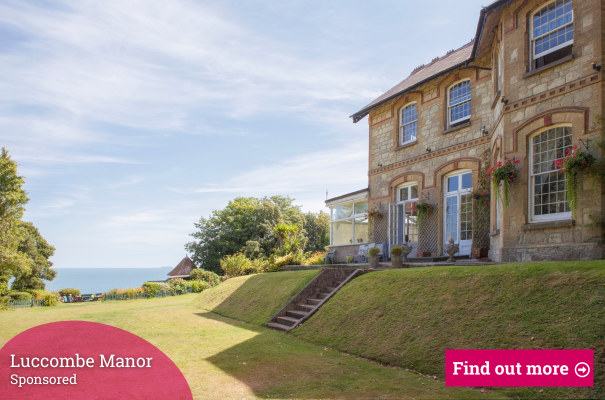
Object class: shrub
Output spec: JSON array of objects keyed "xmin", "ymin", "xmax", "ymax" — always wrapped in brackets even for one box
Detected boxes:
[
  {"xmin": 59, "ymin": 288, "xmax": 81, "ymax": 297},
  {"xmin": 188, "ymin": 280, "xmax": 208, "ymax": 293},
  {"xmin": 220, "ymin": 253, "xmax": 261, "ymax": 277},
  {"xmin": 43, "ymin": 292, "xmax": 60, "ymax": 306},
  {"xmin": 368, "ymin": 247, "xmax": 380, "ymax": 257},
  {"xmin": 142, "ymin": 282, "xmax": 161, "ymax": 298},
  {"xmin": 9, "ymin": 291, "xmax": 32, "ymax": 301},
  {"xmin": 25, "ymin": 289, "xmax": 49, "ymax": 300},
  {"xmin": 390, "ymin": 246, "xmax": 403, "ymax": 256},
  {"xmin": 168, "ymin": 279, "xmax": 188, "ymax": 295},
  {"xmin": 303, "ymin": 252, "xmax": 326, "ymax": 265},
  {"xmin": 270, "ymin": 253, "xmax": 299, "ymax": 272},
  {"xmin": 189, "ymin": 269, "xmax": 221, "ymax": 287}
]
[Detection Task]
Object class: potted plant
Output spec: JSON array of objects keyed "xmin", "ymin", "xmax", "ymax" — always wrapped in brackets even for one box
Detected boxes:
[
  {"xmin": 410, "ymin": 198, "xmax": 438, "ymax": 228},
  {"xmin": 390, "ymin": 246, "xmax": 403, "ymax": 268},
  {"xmin": 368, "ymin": 247, "xmax": 380, "ymax": 268},
  {"xmin": 555, "ymin": 145, "xmax": 596, "ymax": 217},
  {"xmin": 346, "ymin": 255, "xmax": 353, "ymax": 263},
  {"xmin": 488, "ymin": 159, "xmax": 519, "ymax": 208}
]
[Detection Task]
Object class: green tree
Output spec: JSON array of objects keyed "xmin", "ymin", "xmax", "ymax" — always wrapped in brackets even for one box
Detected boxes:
[
  {"xmin": 186, "ymin": 196, "xmax": 309, "ymax": 274},
  {"xmin": 0, "ymin": 148, "xmax": 31, "ymax": 288},
  {"xmin": 11, "ymin": 222, "xmax": 57, "ymax": 290},
  {"xmin": 304, "ymin": 211, "xmax": 330, "ymax": 252}
]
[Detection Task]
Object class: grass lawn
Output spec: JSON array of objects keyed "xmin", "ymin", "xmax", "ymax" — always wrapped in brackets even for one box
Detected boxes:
[
  {"xmin": 192, "ymin": 269, "xmax": 320, "ymax": 325},
  {"xmin": 0, "ymin": 294, "xmax": 501, "ymax": 399},
  {"xmin": 293, "ymin": 261, "xmax": 605, "ymax": 399}
]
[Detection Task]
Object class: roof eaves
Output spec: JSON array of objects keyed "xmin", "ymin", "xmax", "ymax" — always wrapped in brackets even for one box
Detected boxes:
[
  {"xmin": 471, "ymin": 0, "xmax": 514, "ymax": 59},
  {"xmin": 350, "ymin": 60, "xmax": 469, "ymax": 123}
]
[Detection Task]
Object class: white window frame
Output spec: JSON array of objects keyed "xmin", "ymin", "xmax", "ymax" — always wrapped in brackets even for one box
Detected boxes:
[
  {"xmin": 528, "ymin": 124, "xmax": 573, "ymax": 222},
  {"xmin": 530, "ymin": 0, "xmax": 573, "ymax": 68},
  {"xmin": 397, "ymin": 182, "xmax": 419, "ymax": 204},
  {"xmin": 399, "ymin": 103, "xmax": 418, "ymax": 145},
  {"xmin": 447, "ymin": 80, "xmax": 471, "ymax": 127},
  {"xmin": 329, "ymin": 199, "xmax": 369, "ymax": 246},
  {"xmin": 443, "ymin": 170, "xmax": 473, "ymax": 254}
]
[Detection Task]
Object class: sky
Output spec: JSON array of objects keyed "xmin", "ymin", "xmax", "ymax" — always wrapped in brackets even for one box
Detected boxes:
[{"xmin": 2, "ymin": 0, "xmax": 486, "ymax": 268}]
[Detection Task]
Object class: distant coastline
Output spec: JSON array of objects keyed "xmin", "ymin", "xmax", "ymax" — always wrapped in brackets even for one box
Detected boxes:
[{"xmin": 44, "ymin": 268, "xmax": 172, "ymax": 294}]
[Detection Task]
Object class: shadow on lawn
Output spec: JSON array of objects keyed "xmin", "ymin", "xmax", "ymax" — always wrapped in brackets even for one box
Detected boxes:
[{"xmin": 196, "ymin": 311, "xmax": 496, "ymax": 400}]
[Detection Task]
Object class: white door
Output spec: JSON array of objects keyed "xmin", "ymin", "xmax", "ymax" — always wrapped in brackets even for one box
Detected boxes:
[
  {"xmin": 389, "ymin": 184, "xmax": 419, "ymax": 255},
  {"xmin": 443, "ymin": 172, "xmax": 473, "ymax": 257}
]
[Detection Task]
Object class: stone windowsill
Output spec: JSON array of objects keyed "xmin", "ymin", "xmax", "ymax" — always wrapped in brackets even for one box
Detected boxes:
[
  {"xmin": 491, "ymin": 90, "xmax": 501, "ymax": 110},
  {"xmin": 490, "ymin": 229, "xmax": 500, "ymax": 236},
  {"xmin": 395, "ymin": 140, "xmax": 418, "ymax": 151},
  {"xmin": 441, "ymin": 121, "xmax": 471, "ymax": 135},
  {"xmin": 521, "ymin": 219, "xmax": 575, "ymax": 231},
  {"xmin": 522, "ymin": 54, "xmax": 574, "ymax": 79}
]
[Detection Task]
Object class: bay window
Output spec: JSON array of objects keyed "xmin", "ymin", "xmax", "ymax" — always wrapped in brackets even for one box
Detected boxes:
[{"xmin": 330, "ymin": 199, "xmax": 369, "ymax": 245}]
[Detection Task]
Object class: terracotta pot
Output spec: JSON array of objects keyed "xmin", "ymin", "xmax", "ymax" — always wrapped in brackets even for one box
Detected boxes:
[
  {"xmin": 391, "ymin": 255, "xmax": 403, "ymax": 268},
  {"xmin": 368, "ymin": 256, "xmax": 380, "ymax": 268}
]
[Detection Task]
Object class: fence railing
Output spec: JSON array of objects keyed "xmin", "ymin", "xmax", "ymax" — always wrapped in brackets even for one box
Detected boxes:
[
  {"xmin": 6, "ymin": 299, "xmax": 45, "ymax": 310},
  {"xmin": 103, "ymin": 288, "xmax": 194, "ymax": 301}
]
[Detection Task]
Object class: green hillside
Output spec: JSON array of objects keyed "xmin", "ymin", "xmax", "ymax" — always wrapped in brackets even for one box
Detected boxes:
[
  {"xmin": 191, "ymin": 269, "xmax": 319, "ymax": 325},
  {"xmin": 292, "ymin": 261, "xmax": 605, "ymax": 399}
]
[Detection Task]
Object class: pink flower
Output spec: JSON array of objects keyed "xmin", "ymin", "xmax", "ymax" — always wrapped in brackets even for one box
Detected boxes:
[
  {"xmin": 573, "ymin": 145, "xmax": 578, "ymax": 150},
  {"xmin": 488, "ymin": 201, "xmax": 491, "ymax": 205},
  {"xmin": 573, "ymin": 155, "xmax": 577, "ymax": 158},
  {"xmin": 514, "ymin": 159, "xmax": 520, "ymax": 163},
  {"xmin": 497, "ymin": 161, "xmax": 502, "ymax": 166},
  {"xmin": 482, "ymin": 191, "xmax": 486, "ymax": 195}
]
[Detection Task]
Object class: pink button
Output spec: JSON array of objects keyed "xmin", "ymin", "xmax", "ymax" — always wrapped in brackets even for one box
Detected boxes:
[{"xmin": 446, "ymin": 350, "xmax": 593, "ymax": 387}]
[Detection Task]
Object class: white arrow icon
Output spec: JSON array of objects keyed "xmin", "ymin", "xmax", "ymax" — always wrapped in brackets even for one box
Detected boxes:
[{"xmin": 575, "ymin": 362, "xmax": 590, "ymax": 378}]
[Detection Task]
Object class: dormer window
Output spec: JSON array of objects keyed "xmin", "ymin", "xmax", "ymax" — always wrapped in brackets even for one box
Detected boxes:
[
  {"xmin": 448, "ymin": 80, "xmax": 471, "ymax": 127},
  {"xmin": 400, "ymin": 103, "xmax": 418, "ymax": 144},
  {"xmin": 531, "ymin": 0, "xmax": 573, "ymax": 69}
]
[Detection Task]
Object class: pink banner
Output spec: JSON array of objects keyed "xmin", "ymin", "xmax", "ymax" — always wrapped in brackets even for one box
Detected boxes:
[{"xmin": 446, "ymin": 350, "xmax": 593, "ymax": 387}]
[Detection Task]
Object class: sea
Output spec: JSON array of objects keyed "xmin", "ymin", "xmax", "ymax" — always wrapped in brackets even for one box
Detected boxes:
[{"xmin": 41, "ymin": 268, "xmax": 173, "ymax": 294}]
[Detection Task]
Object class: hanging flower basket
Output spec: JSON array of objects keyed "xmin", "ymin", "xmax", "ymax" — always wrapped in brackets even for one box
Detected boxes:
[
  {"xmin": 488, "ymin": 159, "xmax": 519, "ymax": 208},
  {"xmin": 367, "ymin": 209, "xmax": 384, "ymax": 221},
  {"xmin": 554, "ymin": 145, "xmax": 596, "ymax": 216},
  {"xmin": 411, "ymin": 200, "xmax": 438, "ymax": 228}
]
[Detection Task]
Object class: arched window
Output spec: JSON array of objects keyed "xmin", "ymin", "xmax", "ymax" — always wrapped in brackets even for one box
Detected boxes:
[
  {"xmin": 531, "ymin": 0, "xmax": 573, "ymax": 69},
  {"xmin": 448, "ymin": 80, "xmax": 471, "ymax": 127},
  {"xmin": 530, "ymin": 126, "xmax": 572, "ymax": 221},
  {"xmin": 400, "ymin": 103, "xmax": 417, "ymax": 144}
]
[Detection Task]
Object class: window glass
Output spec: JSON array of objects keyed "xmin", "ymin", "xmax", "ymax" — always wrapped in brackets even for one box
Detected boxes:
[
  {"xmin": 449, "ymin": 81, "xmax": 471, "ymax": 124},
  {"xmin": 331, "ymin": 220, "xmax": 353, "ymax": 245},
  {"xmin": 353, "ymin": 200, "xmax": 368, "ymax": 215},
  {"xmin": 531, "ymin": 127, "xmax": 572, "ymax": 218},
  {"xmin": 354, "ymin": 217, "xmax": 369, "ymax": 243},
  {"xmin": 410, "ymin": 185, "xmax": 418, "ymax": 199},
  {"xmin": 400, "ymin": 187, "xmax": 409, "ymax": 201},
  {"xmin": 461, "ymin": 173, "xmax": 472, "ymax": 190},
  {"xmin": 400, "ymin": 104, "xmax": 418, "ymax": 144},
  {"xmin": 448, "ymin": 176, "xmax": 459, "ymax": 193},
  {"xmin": 332, "ymin": 204, "xmax": 353, "ymax": 220},
  {"xmin": 533, "ymin": 0, "xmax": 573, "ymax": 58}
]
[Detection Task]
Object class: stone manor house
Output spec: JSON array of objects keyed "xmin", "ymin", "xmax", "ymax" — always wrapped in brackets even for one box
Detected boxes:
[{"xmin": 326, "ymin": 0, "xmax": 604, "ymax": 262}]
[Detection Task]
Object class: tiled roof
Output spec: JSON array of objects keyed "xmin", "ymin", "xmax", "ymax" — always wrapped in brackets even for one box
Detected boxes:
[
  {"xmin": 351, "ymin": 41, "xmax": 474, "ymax": 122},
  {"xmin": 167, "ymin": 255, "xmax": 197, "ymax": 276}
]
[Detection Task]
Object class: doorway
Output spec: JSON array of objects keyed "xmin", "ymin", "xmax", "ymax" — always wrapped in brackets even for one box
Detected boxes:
[{"xmin": 443, "ymin": 171, "xmax": 473, "ymax": 256}]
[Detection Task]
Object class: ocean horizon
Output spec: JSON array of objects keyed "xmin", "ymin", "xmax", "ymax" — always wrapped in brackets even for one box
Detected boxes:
[{"xmin": 43, "ymin": 268, "xmax": 174, "ymax": 294}]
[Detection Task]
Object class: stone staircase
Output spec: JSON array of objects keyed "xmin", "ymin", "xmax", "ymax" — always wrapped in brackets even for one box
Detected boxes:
[{"xmin": 266, "ymin": 268, "xmax": 363, "ymax": 331}]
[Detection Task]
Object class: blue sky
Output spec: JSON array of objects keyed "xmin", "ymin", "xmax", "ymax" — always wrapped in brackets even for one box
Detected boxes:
[{"xmin": 2, "ymin": 0, "xmax": 486, "ymax": 268}]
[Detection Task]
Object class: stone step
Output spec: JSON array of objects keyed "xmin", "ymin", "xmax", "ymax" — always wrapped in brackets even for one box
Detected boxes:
[
  {"xmin": 287, "ymin": 310, "xmax": 308, "ymax": 318},
  {"xmin": 266, "ymin": 322, "xmax": 291, "ymax": 331},
  {"xmin": 276, "ymin": 316, "xmax": 300, "ymax": 326},
  {"xmin": 316, "ymin": 293, "xmax": 331, "ymax": 299},
  {"xmin": 297, "ymin": 304, "xmax": 315, "ymax": 311},
  {"xmin": 307, "ymin": 298, "xmax": 322, "ymax": 306}
]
